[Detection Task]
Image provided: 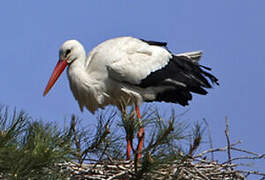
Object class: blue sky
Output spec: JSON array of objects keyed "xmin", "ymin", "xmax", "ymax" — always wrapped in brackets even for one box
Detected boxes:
[{"xmin": 0, "ymin": 0, "xmax": 264, "ymax": 174}]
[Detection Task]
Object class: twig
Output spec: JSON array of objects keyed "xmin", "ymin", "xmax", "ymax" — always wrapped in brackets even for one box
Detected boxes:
[
  {"xmin": 238, "ymin": 170, "xmax": 265, "ymax": 177},
  {"xmin": 107, "ymin": 171, "xmax": 127, "ymax": 180},
  {"xmin": 194, "ymin": 140, "xmax": 241, "ymax": 158},
  {"xmin": 231, "ymin": 147, "xmax": 260, "ymax": 156},
  {"xmin": 203, "ymin": 118, "xmax": 214, "ymax": 161},
  {"xmin": 193, "ymin": 166, "xmax": 211, "ymax": 180},
  {"xmin": 223, "ymin": 154, "xmax": 265, "ymax": 164},
  {"xmin": 225, "ymin": 116, "xmax": 232, "ymax": 167},
  {"xmin": 70, "ymin": 115, "xmax": 82, "ymax": 164},
  {"xmin": 81, "ymin": 125, "xmax": 110, "ymax": 164}
]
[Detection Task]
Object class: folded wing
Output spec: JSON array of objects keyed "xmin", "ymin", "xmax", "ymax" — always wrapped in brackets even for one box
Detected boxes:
[{"xmin": 106, "ymin": 37, "xmax": 219, "ymax": 106}]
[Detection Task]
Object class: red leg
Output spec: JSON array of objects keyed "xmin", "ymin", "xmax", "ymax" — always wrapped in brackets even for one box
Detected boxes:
[
  {"xmin": 135, "ymin": 105, "xmax": 141, "ymax": 119},
  {"xmin": 126, "ymin": 136, "xmax": 131, "ymax": 160},
  {"xmin": 135, "ymin": 105, "xmax": 144, "ymax": 160},
  {"xmin": 136, "ymin": 126, "xmax": 144, "ymax": 160}
]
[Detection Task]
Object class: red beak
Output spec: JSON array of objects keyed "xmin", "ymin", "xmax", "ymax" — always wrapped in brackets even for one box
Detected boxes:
[{"xmin": 43, "ymin": 60, "xmax": 68, "ymax": 96}]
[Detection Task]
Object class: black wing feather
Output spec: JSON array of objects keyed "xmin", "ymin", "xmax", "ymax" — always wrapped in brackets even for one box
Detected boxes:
[
  {"xmin": 139, "ymin": 55, "xmax": 219, "ymax": 106},
  {"xmin": 140, "ymin": 39, "xmax": 168, "ymax": 47}
]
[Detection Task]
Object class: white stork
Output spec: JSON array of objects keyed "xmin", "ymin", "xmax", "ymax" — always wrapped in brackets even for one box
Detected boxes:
[{"xmin": 43, "ymin": 36, "xmax": 219, "ymax": 160}]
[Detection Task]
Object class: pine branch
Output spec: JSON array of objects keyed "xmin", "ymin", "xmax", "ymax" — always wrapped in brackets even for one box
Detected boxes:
[
  {"xmin": 0, "ymin": 106, "xmax": 73, "ymax": 179},
  {"xmin": 0, "ymin": 105, "xmax": 264, "ymax": 179}
]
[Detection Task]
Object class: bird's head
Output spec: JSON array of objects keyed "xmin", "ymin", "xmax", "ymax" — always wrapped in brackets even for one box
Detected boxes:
[
  {"xmin": 59, "ymin": 40, "xmax": 86, "ymax": 64},
  {"xmin": 43, "ymin": 40, "xmax": 85, "ymax": 96}
]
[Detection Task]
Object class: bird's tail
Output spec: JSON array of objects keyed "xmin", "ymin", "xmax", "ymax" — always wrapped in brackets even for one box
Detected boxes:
[{"xmin": 174, "ymin": 51, "xmax": 203, "ymax": 63}]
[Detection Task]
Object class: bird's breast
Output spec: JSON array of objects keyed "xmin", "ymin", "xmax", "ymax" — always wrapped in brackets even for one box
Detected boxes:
[{"xmin": 67, "ymin": 62, "xmax": 110, "ymax": 113}]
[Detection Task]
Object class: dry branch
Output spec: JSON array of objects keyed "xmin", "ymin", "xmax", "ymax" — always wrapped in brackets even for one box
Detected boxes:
[{"xmin": 55, "ymin": 115, "xmax": 265, "ymax": 180}]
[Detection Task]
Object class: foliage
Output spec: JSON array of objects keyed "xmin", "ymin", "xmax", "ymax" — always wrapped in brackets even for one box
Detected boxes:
[
  {"xmin": 0, "ymin": 106, "xmax": 73, "ymax": 179},
  {"xmin": 0, "ymin": 105, "xmax": 264, "ymax": 179}
]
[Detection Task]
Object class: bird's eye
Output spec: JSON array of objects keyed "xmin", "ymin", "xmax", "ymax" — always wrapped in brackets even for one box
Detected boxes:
[{"xmin": 65, "ymin": 49, "xmax": 71, "ymax": 56}]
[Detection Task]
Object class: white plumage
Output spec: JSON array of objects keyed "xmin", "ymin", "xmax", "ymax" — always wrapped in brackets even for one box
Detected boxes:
[
  {"xmin": 43, "ymin": 36, "xmax": 218, "ymax": 160},
  {"xmin": 44, "ymin": 36, "xmax": 218, "ymax": 114},
  {"xmin": 67, "ymin": 37, "xmax": 170, "ymax": 113}
]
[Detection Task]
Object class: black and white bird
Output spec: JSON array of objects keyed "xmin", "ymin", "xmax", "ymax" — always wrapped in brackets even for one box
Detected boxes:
[{"xmin": 43, "ymin": 36, "xmax": 219, "ymax": 160}]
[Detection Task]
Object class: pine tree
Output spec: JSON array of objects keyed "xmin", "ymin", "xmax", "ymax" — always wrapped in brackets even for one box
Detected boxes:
[
  {"xmin": 0, "ymin": 105, "xmax": 264, "ymax": 179},
  {"xmin": 0, "ymin": 106, "xmax": 73, "ymax": 179}
]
